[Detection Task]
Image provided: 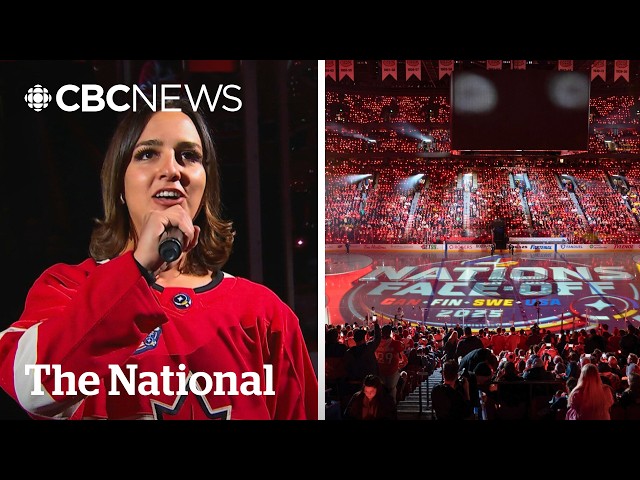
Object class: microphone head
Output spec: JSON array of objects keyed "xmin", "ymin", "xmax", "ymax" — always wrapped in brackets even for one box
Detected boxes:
[{"xmin": 159, "ymin": 237, "xmax": 183, "ymax": 263}]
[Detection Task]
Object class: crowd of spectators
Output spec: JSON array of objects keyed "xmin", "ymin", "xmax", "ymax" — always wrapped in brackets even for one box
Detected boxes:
[
  {"xmin": 325, "ymin": 91, "xmax": 640, "ymax": 244},
  {"xmin": 326, "ymin": 316, "xmax": 640, "ymax": 420},
  {"xmin": 590, "ymin": 95, "xmax": 639, "ymax": 126},
  {"xmin": 469, "ymin": 169, "xmax": 530, "ymax": 238},
  {"xmin": 569, "ymin": 167, "xmax": 640, "ymax": 243},
  {"xmin": 327, "ymin": 158, "xmax": 640, "ymax": 244},
  {"xmin": 326, "ymin": 93, "xmax": 640, "ymax": 155},
  {"xmin": 326, "ymin": 91, "xmax": 452, "ymax": 154},
  {"xmin": 521, "ymin": 166, "xmax": 591, "ymax": 241}
]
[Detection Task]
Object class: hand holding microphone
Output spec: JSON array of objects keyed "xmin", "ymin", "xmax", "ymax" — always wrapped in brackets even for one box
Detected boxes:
[{"xmin": 133, "ymin": 207, "xmax": 200, "ymax": 275}]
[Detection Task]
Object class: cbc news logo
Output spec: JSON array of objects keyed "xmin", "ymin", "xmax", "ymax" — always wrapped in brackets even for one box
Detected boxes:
[
  {"xmin": 24, "ymin": 85, "xmax": 52, "ymax": 112},
  {"xmin": 23, "ymin": 83, "xmax": 242, "ymax": 113}
]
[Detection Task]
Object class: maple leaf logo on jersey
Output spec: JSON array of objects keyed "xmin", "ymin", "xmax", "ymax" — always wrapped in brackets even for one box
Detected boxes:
[
  {"xmin": 149, "ymin": 371, "xmax": 232, "ymax": 420},
  {"xmin": 150, "ymin": 394, "xmax": 232, "ymax": 420}
]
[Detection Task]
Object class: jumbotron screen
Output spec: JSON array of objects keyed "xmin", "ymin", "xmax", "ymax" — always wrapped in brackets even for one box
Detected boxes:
[{"xmin": 451, "ymin": 69, "xmax": 590, "ymax": 151}]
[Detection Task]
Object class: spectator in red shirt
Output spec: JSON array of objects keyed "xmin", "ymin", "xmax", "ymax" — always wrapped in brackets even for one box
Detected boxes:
[{"xmin": 375, "ymin": 324, "xmax": 407, "ymax": 403}]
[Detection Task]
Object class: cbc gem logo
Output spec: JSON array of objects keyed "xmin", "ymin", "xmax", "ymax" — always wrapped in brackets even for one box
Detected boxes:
[{"xmin": 24, "ymin": 85, "xmax": 52, "ymax": 112}]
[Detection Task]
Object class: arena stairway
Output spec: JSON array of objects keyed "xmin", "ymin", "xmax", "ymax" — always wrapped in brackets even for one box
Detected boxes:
[
  {"xmin": 396, "ymin": 367, "xmax": 442, "ymax": 420},
  {"xmin": 518, "ymin": 188, "xmax": 534, "ymax": 235},
  {"xmin": 568, "ymin": 190, "xmax": 588, "ymax": 225}
]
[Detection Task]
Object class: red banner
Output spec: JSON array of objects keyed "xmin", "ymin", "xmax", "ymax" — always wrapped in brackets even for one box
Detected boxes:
[
  {"xmin": 325, "ymin": 60, "xmax": 336, "ymax": 81},
  {"xmin": 591, "ymin": 60, "xmax": 606, "ymax": 81},
  {"xmin": 614, "ymin": 60, "xmax": 629, "ymax": 82},
  {"xmin": 486, "ymin": 60, "xmax": 502, "ymax": 70},
  {"xmin": 511, "ymin": 60, "xmax": 526, "ymax": 70},
  {"xmin": 439, "ymin": 60, "xmax": 454, "ymax": 79},
  {"xmin": 339, "ymin": 60, "xmax": 354, "ymax": 81},
  {"xmin": 406, "ymin": 60, "xmax": 421, "ymax": 80},
  {"xmin": 381, "ymin": 60, "xmax": 397, "ymax": 80},
  {"xmin": 558, "ymin": 60, "xmax": 573, "ymax": 71}
]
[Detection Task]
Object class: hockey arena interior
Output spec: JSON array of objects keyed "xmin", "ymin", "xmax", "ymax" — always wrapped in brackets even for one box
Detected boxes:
[{"xmin": 324, "ymin": 60, "xmax": 640, "ymax": 421}]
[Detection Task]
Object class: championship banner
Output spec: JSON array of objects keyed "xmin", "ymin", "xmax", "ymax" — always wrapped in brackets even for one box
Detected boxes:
[
  {"xmin": 325, "ymin": 60, "xmax": 336, "ymax": 81},
  {"xmin": 381, "ymin": 60, "xmax": 397, "ymax": 80},
  {"xmin": 511, "ymin": 60, "xmax": 526, "ymax": 70},
  {"xmin": 438, "ymin": 60, "xmax": 454, "ymax": 79},
  {"xmin": 339, "ymin": 60, "xmax": 354, "ymax": 81},
  {"xmin": 486, "ymin": 60, "xmax": 502, "ymax": 70},
  {"xmin": 614, "ymin": 60, "xmax": 629, "ymax": 82},
  {"xmin": 591, "ymin": 60, "xmax": 606, "ymax": 81},
  {"xmin": 558, "ymin": 60, "xmax": 573, "ymax": 71},
  {"xmin": 406, "ymin": 60, "xmax": 422, "ymax": 80}
]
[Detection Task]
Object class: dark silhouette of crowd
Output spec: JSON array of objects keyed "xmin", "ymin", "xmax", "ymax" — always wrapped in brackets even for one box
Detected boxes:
[{"xmin": 325, "ymin": 317, "xmax": 640, "ymax": 420}]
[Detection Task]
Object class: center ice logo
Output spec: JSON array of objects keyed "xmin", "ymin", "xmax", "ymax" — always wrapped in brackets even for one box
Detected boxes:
[{"xmin": 343, "ymin": 255, "xmax": 639, "ymax": 330}]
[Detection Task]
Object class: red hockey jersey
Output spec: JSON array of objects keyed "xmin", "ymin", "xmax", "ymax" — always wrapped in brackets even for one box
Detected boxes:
[{"xmin": 0, "ymin": 252, "xmax": 318, "ymax": 420}]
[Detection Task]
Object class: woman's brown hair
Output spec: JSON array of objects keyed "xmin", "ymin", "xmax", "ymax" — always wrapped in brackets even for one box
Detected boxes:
[{"xmin": 89, "ymin": 97, "xmax": 234, "ymax": 275}]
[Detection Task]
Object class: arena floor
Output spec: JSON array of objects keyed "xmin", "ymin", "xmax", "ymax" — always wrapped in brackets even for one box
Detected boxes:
[{"xmin": 325, "ymin": 248, "xmax": 640, "ymax": 333}]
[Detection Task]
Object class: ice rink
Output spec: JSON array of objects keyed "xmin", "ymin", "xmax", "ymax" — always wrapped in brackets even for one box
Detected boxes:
[{"xmin": 325, "ymin": 247, "xmax": 640, "ymax": 333}]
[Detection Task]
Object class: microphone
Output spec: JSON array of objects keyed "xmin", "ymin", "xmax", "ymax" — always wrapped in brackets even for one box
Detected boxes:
[{"xmin": 158, "ymin": 227, "xmax": 184, "ymax": 263}]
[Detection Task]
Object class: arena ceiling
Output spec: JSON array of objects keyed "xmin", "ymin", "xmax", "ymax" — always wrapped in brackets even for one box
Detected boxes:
[{"xmin": 327, "ymin": 60, "xmax": 640, "ymax": 94}]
